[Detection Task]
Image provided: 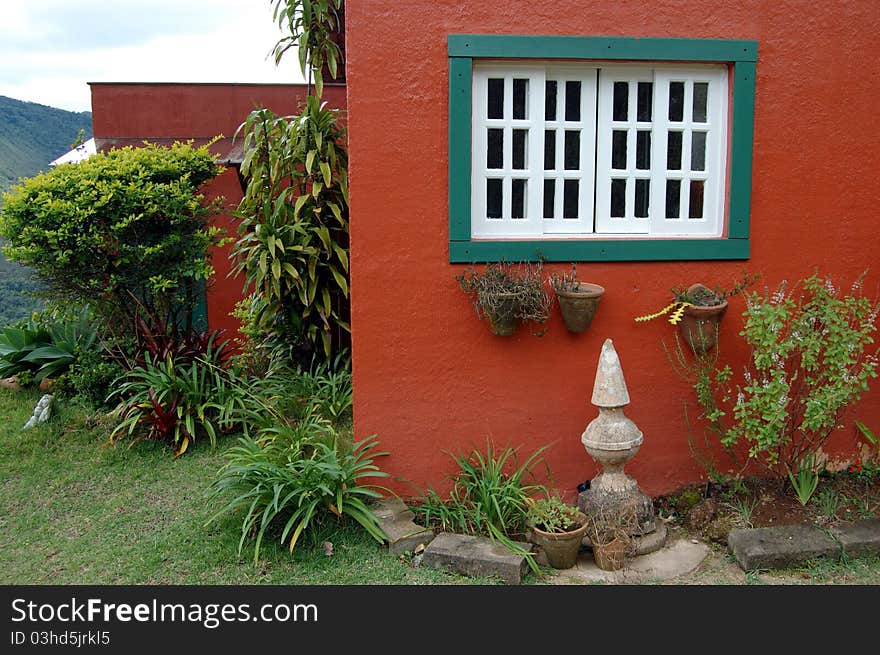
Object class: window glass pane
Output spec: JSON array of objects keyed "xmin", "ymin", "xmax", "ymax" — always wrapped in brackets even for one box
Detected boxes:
[
  {"xmin": 665, "ymin": 179, "xmax": 681, "ymax": 218},
  {"xmin": 691, "ymin": 132, "xmax": 706, "ymax": 172},
  {"xmin": 668, "ymin": 81, "xmax": 684, "ymax": 122},
  {"xmin": 564, "ymin": 130, "xmax": 580, "ymax": 170},
  {"xmin": 565, "ymin": 81, "xmax": 581, "ymax": 121},
  {"xmin": 693, "ymin": 82, "xmax": 708, "ymax": 123},
  {"xmin": 512, "ymin": 179, "xmax": 526, "ymax": 218},
  {"xmin": 637, "ymin": 82, "xmax": 653, "ymax": 122},
  {"xmin": 513, "ymin": 79, "xmax": 528, "ymax": 119},
  {"xmin": 488, "ymin": 78, "xmax": 504, "ymax": 119},
  {"xmin": 611, "ymin": 130, "xmax": 627, "ymax": 170},
  {"xmin": 610, "ymin": 179, "xmax": 626, "ymax": 217},
  {"xmin": 563, "ymin": 179, "xmax": 579, "ymax": 218},
  {"xmin": 667, "ymin": 131, "xmax": 683, "ymax": 170},
  {"xmin": 545, "ymin": 80, "xmax": 557, "ymax": 120},
  {"xmin": 543, "ymin": 179, "xmax": 555, "ymax": 218},
  {"xmin": 544, "ymin": 130, "xmax": 556, "ymax": 170},
  {"xmin": 487, "ymin": 128, "xmax": 503, "ymax": 169},
  {"xmin": 636, "ymin": 131, "xmax": 651, "ymax": 170},
  {"xmin": 613, "ymin": 82, "xmax": 628, "ymax": 121},
  {"xmin": 486, "ymin": 179, "xmax": 502, "ymax": 218},
  {"xmin": 689, "ymin": 180, "xmax": 704, "ymax": 218},
  {"xmin": 512, "ymin": 129, "xmax": 527, "ymax": 170},
  {"xmin": 635, "ymin": 179, "xmax": 650, "ymax": 218}
]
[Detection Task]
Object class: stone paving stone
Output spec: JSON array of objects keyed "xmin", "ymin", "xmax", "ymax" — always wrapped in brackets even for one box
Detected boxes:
[
  {"xmin": 421, "ymin": 532, "xmax": 533, "ymax": 584},
  {"xmin": 833, "ymin": 518, "xmax": 880, "ymax": 558},
  {"xmin": 374, "ymin": 497, "xmax": 434, "ymax": 556},
  {"xmin": 728, "ymin": 524, "xmax": 838, "ymax": 571}
]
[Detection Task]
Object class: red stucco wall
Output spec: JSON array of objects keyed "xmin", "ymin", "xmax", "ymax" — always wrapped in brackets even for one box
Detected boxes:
[
  {"xmin": 89, "ymin": 83, "xmax": 348, "ymax": 338},
  {"xmin": 346, "ymin": 1, "xmax": 880, "ymax": 499}
]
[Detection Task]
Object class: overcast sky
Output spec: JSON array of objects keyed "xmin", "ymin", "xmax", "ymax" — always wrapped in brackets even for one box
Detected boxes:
[{"xmin": 0, "ymin": 0, "xmax": 307, "ymax": 113}]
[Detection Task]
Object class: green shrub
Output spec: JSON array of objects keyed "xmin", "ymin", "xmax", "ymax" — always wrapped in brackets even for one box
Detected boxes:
[
  {"xmin": 208, "ymin": 432, "xmax": 389, "ymax": 563},
  {"xmin": 0, "ymin": 141, "xmax": 225, "ymax": 337},
  {"xmin": 68, "ymin": 348, "xmax": 126, "ymax": 408}
]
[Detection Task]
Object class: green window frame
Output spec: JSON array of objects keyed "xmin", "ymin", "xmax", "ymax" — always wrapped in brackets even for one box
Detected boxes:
[{"xmin": 448, "ymin": 35, "xmax": 757, "ymax": 262}]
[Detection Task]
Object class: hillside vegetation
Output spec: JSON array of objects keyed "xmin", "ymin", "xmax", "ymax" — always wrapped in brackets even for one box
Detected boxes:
[{"xmin": 0, "ymin": 95, "xmax": 90, "ymax": 323}]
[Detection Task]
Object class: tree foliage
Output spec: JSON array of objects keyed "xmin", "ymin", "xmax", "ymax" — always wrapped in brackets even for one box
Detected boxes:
[{"xmin": 0, "ymin": 142, "xmax": 225, "ymax": 335}]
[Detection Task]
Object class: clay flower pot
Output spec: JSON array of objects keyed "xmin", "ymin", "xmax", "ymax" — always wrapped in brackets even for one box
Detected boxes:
[
  {"xmin": 678, "ymin": 283, "xmax": 727, "ymax": 354},
  {"xmin": 591, "ymin": 537, "xmax": 627, "ymax": 571},
  {"xmin": 485, "ymin": 292, "xmax": 520, "ymax": 336},
  {"xmin": 555, "ymin": 283, "xmax": 605, "ymax": 333},
  {"xmin": 531, "ymin": 512, "xmax": 590, "ymax": 569}
]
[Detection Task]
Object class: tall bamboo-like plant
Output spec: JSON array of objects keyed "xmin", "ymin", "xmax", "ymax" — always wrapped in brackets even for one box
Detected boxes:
[{"xmin": 232, "ymin": 0, "xmax": 348, "ymax": 361}]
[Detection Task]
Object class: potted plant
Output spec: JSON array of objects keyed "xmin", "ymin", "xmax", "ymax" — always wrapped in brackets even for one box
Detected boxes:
[
  {"xmin": 456, "ymin": 262, "xmax": 552, "ymax": 336},
  {"xmin": 584, "ymin": 502, "xmax": 638, "ymax": 571},
  {"xmin": 550, "ymin": 264, "xmax": 604, "ymax": 334},
  {"xmin": 634, "ymin": 272, "xmax": 758, "ymax": 353},
  {"xmin": 527, "ymin": 495, "xmax": 589, "ymax": 569}
]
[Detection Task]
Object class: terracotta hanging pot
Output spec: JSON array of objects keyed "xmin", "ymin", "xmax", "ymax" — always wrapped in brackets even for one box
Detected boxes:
[
  {"xmin": 555, "ymin": 283, "xmax": 605, "ymax": 333},
  {"xmin": 530, "ymin": 512, "xmax": 590, "ymax": 569},
  {"xmin": 677, "ymin": 284, "xmax": 728, "ymax": 354},
  {"xmin": 485, "ymin": 292, "xmax": 520, "ymax": 336}
]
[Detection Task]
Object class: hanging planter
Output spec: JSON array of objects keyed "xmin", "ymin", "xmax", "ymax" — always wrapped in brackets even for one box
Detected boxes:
[
  {"xmin": 456, "ymin": 262, "xmax": 551, "ymax": 337},
  {"xmin": 550, "ymin": 265, "xmax": 604, "ymax": 333}
]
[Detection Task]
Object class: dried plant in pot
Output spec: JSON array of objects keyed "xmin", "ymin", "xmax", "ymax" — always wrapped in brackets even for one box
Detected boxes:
[
  {"xmin": 456, "ymin": 262, "xmax": 552, "ymax": 336},
  {"xmin": 550, "ymin": 264, "xmax": 604, "ymax": 334},
  {"xmin": 527, "ymin": 495, "xmax": 589, "ymax": 570},
  {"xmin": 584, "ymin": 502, "xmax": 638, "ymax": 571},
  {"xmin": 634, "ymin": 272, "xmax": 759, "ymax": 354}
]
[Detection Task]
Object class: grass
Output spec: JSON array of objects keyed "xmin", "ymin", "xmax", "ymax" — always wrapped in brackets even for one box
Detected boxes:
[{"xmin": 0, "ymin": 390, "xmax": 498, "ymax": 585}]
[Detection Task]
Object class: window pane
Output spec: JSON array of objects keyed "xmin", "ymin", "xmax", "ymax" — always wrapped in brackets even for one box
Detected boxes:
[
  {"xmin": 667, "ymin": 131, "xmax": 683, "ymax": 170},
  {"xmin": 636, "ymin": 130, "xmax": 651, "ymax": 170},
  {"xmin": 543, "ymin": 179, "xmax": 555, "ymax": 218},
  {"xmin": 486, "ymin": 179, "xmax": 502, "ymax": 218},
  {"xmin": 488, "ymin": 78, "xmax": 504, "ymax": 119},
  {"xmin": 665, "ymin": 179, "xmax": 681, "ymax": 218},
  {"xmin": 487, "ymin": 128, "xmax": 503, "ymax": 169},
  {"xmin": 668, "ymin": 81, "xmax": 684, "ymax": 122},
  {"xmin": 512, "ymin": 179, "xmax": 526, "ymax": 218},
  {"xmin": 544, "ymin": 130, "xmax": 556, "ymax": 170},
  {"xmin": 635, "ymin": 179, "xmax": 650, "ymax": 218},
  {"xmin": 564, "ymin": 130, "xmax": 580, "ymax": 170},
  {"xmin": 565, "ymin": 81, "xmax": 581, "ymax": 121},
  {"xmin": 545, "ymin": 81, "xmax": 557, "ymax": 120},
  {"xmin": 563, "ymin": 179, "xmax": 579, "ymax": 218},
  {"xmin": 613, "ymin": 82, "xmax": 628, "ymax": 121},
  {"xmin": 691, "ymin": 132, "xmax": 706, "ymax": 172},
  {"xmin": 693, "ymin": 82, "xmax": 708, "ymax": 122},
  {"xmin": 512, "ymin": 129, "xmax": 527, "ymax": 170},
  {"xmin": 689, "ymin": 180, "xmax": 704, "ymax": 218},
  {"xmin": 611, "ymin": 130, "xmax": 627, "ymax": 170},
  {"xmin": 513, "ymin": 79, "xmax": 528, "ymax": 119},
  {"xmin": 611, "ymin": 179, "xmax": 626, "ymax": 217},
  {"xmin": 637, "ymin": 82, "xmax": 653, "ymax": 122}
]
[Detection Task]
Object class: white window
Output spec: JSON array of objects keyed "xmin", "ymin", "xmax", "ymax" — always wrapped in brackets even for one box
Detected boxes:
[{"xmin": 471, "ymin": 62, "xmax": 728, "ymax": 239}]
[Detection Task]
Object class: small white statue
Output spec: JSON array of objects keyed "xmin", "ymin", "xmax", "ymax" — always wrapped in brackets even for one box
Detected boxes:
[{"xmin": 22, "ymin": 394, "xmax": 54, "ymax": 430}]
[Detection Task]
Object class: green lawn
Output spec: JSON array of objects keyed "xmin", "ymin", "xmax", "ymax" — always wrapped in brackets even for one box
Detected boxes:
[{"xmin": 0, "ymin": 390, "xmax": 496, "ymax": 585}]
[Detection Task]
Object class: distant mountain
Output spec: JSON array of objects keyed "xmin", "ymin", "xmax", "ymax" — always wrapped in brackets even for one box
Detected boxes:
[
  {"xmin": 0, "ymin": 95, "xmax": 92, "ymax": 192},
  {"xmin": 0, "ymin": 96, "xmax": 89, "ymax": 324}
]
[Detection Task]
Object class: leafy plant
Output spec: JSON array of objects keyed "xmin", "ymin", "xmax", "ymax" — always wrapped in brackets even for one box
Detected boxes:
[
  {"xmin": 413, "ymin": 442, "xmax": 551, "ymax": 571},
  {"xmin": 724, "ymin": 494, "xmax": 759, "ymax": 528},
  {"xmin": 526, "ymin": 495, "xmax": 584, "ymax": 534},
  {"xmin": 108, "ymin": 352, "xmax": 245, "ymax": 456},
  {"xmin": 207, "ymin": 432, "xmax": 389, "ymax": 564},
  {"xmin": 456, "ymin": 262, "xmax": 552, "ymax": 334},
  {"xmin": 271, "ymin": 0, "xmax": 344, "ymax": 97},
  {"xmin": 674, "ymin": 273, "xmax": 879, "ymax": 477},
  {"xmin": 813, "ymin": 487, "xmax": 843, "ymax": 521},
  {"xmin": 0, "ymin": 142, "xmax": 225, "ymax": 338},
  {"xmin": 549, "ymin": 263, "xmax": 583, "ymax": 293},
  {"xmin": 787, "ymin": 453, "xmax": 821, "ymax": 506}
]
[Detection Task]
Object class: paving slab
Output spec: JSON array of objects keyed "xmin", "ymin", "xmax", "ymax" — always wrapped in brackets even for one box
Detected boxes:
[
  {"xmin": 549, "ymin": 538, "xmax": 709, "ymax": 584},
  {"xmin": 374, "ymin": 497, "xmax": 434, "ymax": 556},
  {"xmin": 832, "ymin": 518, "xmax": 880, "ymax": 558},
  {"xmin": 728, "ymin": 524, "xmax": 838, "ymax": 571},
  {"xmin": 421, "ymin": 532, "xmax": 533, "ymax": 585}
]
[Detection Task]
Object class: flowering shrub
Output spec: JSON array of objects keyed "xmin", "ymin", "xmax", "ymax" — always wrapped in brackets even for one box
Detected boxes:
[{"xmin": 689, "ymin": 273, "xmax": 878, "ymax": 476}]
